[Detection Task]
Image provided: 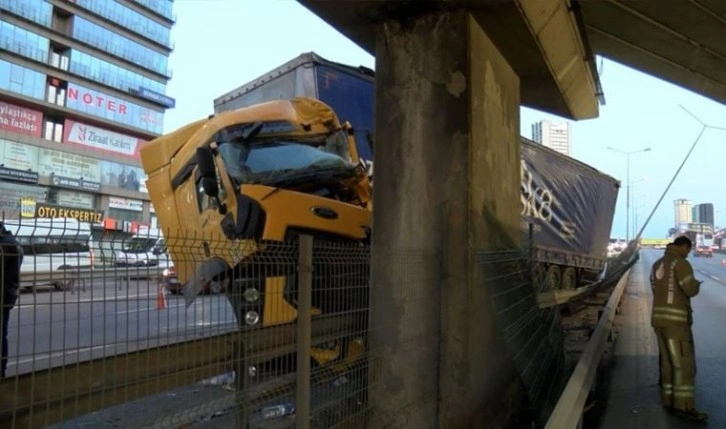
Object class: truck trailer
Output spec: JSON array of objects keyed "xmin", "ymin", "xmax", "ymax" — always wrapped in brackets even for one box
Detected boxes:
[{"xmin": 214, "ymin": 52, "xmax": 620, "ymax": 291}]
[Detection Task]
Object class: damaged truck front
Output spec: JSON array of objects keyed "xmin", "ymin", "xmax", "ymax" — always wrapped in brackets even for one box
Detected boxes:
[{"xmin": 140, "ymin": 97, "xmax": 372, "ymax": 371}]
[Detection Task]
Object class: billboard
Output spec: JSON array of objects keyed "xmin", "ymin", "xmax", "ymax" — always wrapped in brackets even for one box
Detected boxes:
[
  {"xmin": 38, "ymin": 148, "xmax": 102, "ymax": 183},
  {"xmin": 63, "ymin": 119, "xmax": 143, "ymax": 159},
  {"xmin": 0, "ymin": 139, "xmax": 39, "ymax": 171},
  {"xmin": 0, "ymin": 101, "xmax": 43, "ymax": 137}
]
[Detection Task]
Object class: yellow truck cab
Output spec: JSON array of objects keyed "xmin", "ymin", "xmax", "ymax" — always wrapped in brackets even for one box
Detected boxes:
[{"xmin": 140, "ymin": 98, "xmax": 372, "ymax": 333}]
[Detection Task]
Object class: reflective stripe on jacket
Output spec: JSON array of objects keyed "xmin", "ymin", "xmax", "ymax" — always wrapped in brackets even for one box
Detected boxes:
[{"xmin": 651, "ymin": 244, "xmax": 700, "ymax": 327}]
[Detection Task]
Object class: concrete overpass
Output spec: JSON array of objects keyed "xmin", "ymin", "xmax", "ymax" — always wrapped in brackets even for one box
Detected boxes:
[{"xmin": 295, "ymin": 0, "xmax": 726, "ymax": 428}]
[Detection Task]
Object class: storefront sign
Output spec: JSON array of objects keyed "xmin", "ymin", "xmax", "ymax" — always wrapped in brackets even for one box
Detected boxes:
[
  {"xmin": 51, "ymin": 175, "xmax": 101, "ymax": 192},
  {"xmin": 66, "ymin": 83, "xmax": 163, "ymax": 132},
  {"xmin": 0, "ymin": 101, "xmax": 42, "ymax": 137},
  {"xmin": 38, "ymin": 148, "xmax": 101, "ymax": 183},
  {"xmin": 67, "ymin": 84, "xmax": 128, "ymax": 115},
  {"xmin": 0, "ymin": 165, "xmax": 39, "ymax": 183},
  {"xmin": 34, "ymin": 202, "xmax": 104, "ymax": 223},
  {"xmin": 20, "ymin": 198, "xmax": 37, "ymax": 218},
  {"xmin": 136, "ymin": 87, "xmax": 176, "ymax": 108},
  {"xmin": 56, "ymin": 190, "xmax": 95, "ymax": 209},
  {"xmin": 109, "ymin": 196, "xmax": 143, "ymax": 212},
  {"xmin": 0, "ymin": 182, "xmax": 47, "ymax": 218},
  {"xmin": 63, "ymin": 119, "xmax": 143, "ymax": 158},
  {"xmin": 0, "ymin": 139, "xmax": 39, "ymax": 171}
]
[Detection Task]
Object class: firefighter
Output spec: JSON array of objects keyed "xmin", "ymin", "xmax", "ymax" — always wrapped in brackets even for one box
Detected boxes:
[{"xmin": 650, "ymin": 235, "xmax": 707, "ymax": 421}]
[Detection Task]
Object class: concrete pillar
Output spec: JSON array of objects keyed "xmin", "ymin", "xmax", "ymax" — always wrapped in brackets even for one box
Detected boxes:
[{"xmin": 370, "ymin": 9, "xmax": 521, "ymax": 428}]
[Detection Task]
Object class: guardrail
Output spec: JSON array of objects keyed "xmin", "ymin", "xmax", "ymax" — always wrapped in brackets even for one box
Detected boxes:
[
  {"xmin": 20, "ymin": 265, "xmax": 166, "ymax": 290},
  {"xmin": 544, "ymin": 252, "xmax": 637, "ymax": 428}
]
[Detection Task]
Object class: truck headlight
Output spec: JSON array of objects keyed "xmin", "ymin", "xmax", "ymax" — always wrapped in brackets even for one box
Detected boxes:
[
  {"xmin": 243, "ymin": 288, "xmax": 259, "ymax": 302},
  {"xmin": 245, "ymin": 311, "xmax": 260, "ymax": 325}
]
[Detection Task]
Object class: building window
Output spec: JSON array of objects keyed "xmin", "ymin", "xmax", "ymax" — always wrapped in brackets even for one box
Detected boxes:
[
  {"xmin": 72, "ymin": 16, "xmax": 170, "ymax": 76},
  {"xmin": 0, "ymin": 20, "xmax": 50, "ymax": 64},
  {"xmin": 0, "ymin": 59, "xmax": 46, "ymax": 100},
  {"xmin": 0, "ymin": 0, "xmax": 52, "ymax": 27},
  {"xmin": 46, "ymin": 77, "xmax": 67, "ymax": 105},
  {"xmin": 133, "ymin": 0, "xmax": 175, "ymax": 21},
  {"xmin": 69, "ymin": 48, "xmax": 166, "ymax": 94},
  {"xmin": 43, "ymin": 117, "xmax": 64, "ymax": 143},
  {"xmin": 73, "ymin": 0, "xmax": 173, "ymax": 47}
]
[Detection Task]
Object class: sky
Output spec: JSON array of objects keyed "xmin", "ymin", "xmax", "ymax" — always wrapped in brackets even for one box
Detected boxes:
[{"xmin": 163, "ymin": 0, "xmax": 726, "ymax": 239}]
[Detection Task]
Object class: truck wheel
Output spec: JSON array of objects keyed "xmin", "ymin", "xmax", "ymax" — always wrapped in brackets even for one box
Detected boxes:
[
  {"xmin": 561, "ymin": 267, "xmax": 577, "ymax": 290},
  {"xmin": 545, "ymin": 266, "xmax": 562, "ymax": 291}
]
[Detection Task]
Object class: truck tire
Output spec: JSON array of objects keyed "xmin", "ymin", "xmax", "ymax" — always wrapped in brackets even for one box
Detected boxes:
[
  {"xmin": 545, "ymin": 265, "xmax": 562, "ymax": 291},
  {"xmin": 561, "ymin": 267, "xmax": 577, "ymax": 290}
]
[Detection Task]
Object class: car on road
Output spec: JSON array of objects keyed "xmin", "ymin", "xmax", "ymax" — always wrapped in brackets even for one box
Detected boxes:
[
  {"xmin": 694, "ymin": 245, "xmax": 713, "ymax": 257},
  {"xmin": 161, "ymin": 265, "xmax": 228, "ymax": 295}
]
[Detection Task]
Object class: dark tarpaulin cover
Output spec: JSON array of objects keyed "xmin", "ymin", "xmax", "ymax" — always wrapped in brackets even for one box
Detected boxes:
[{"xmin": 520, "ymin": 138, "xmax": 620, "ymax": 261}]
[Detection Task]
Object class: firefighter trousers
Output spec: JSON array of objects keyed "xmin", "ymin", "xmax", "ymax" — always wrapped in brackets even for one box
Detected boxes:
[{"xmin": 654, "ymin": 325, "xmax": 697, "ymax": 411}]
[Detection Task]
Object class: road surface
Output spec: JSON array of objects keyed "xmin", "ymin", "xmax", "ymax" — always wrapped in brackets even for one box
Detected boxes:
[{"xmin": 6, "ymin": 275, "xmax": 237, "ymax": 376}]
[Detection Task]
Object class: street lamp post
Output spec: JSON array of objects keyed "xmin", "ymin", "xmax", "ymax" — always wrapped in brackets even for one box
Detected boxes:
[{"xmin": 607, "ymin": 146, "xmax": 651, "ymax": 241}]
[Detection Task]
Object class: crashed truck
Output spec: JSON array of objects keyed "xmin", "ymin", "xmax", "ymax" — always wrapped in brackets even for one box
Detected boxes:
[{"xmin": 212, "ymin": 52, "xmax": 620, "ymax": 292}]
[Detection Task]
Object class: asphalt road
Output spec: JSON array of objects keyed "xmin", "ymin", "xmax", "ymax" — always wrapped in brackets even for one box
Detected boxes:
[
  {"xmin": 5, "ymin": 275, "xmax": 238, "ymax": 377},
  {"xmin": 593, "ymin": 248, "xmax": 726, "ymax": 428}
]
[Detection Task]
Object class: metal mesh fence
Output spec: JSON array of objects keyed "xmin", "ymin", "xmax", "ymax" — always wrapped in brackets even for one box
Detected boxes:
[
  {"xmin": 480, "ymin": 236, "xmax": 569, "ymax": 425},
  {"xmin": 0, "ymin": 216, "xmax": 629, "ymax": 428},
  {"xmin": 0, "ymin": 217, "xmax": 375, "ymax": 428}
]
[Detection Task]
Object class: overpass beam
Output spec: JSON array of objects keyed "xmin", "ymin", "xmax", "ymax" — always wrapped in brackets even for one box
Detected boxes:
[{"xmin": 369, "ymin": 10, "xmax": 522, "ymax": 428}]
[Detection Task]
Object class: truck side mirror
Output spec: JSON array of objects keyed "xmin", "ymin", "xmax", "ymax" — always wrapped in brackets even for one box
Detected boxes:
[{"xmin": 196, "ymin": 146, "xmax": 219, "ymax": 198}]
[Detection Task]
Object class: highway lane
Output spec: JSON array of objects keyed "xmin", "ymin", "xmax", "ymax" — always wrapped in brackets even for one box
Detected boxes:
[
  {"xmin": 5, "ymin": 277, "xmax": 239, "ymax": 377},
  {"xmin": 640, "ymin": 249, "xmax": 726, "ymax": 426}
]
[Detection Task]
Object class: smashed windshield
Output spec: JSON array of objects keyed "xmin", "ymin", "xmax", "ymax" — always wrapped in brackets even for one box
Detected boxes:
[{"xmin": 217, "ymin": 129, "xmax": 360, "ymax": 186}]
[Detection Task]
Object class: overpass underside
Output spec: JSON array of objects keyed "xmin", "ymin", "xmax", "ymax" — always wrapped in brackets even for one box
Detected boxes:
[{"xmin": 297, "ymin": 0, "xmax": 726, "ymax": 427}]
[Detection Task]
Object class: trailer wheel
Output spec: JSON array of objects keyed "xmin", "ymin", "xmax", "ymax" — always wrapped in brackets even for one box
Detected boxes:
[
  {"xmin": 545, "ymin": 266, "xmax": 562, "ymax": 291},
  {"xmin": 561, "ymin": 267, "xmax": 577, "ymax": 290}
]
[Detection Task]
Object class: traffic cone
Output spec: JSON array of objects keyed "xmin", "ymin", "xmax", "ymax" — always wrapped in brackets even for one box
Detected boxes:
[{"xmin": 156, "ymin": 284, "xmax": 167, "ymax": 310}]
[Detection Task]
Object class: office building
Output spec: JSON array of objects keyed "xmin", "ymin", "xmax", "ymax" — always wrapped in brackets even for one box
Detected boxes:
[
  {"xmin": 0, "ymin": 0, "xmax": 176, "ymax": 234},
  {"xmin": 674, "ymin": 199, "xmax": 692, "ymax": 227},
  {"xmin": 531, "ymin": 120, "xmax": 571, "ymax": 156},
  {"xmin": 692, "ymin": 203, "xmax": 715, "ymax": 227}
]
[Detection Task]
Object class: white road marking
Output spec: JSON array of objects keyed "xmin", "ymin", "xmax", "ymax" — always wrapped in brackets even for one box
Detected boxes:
[{"xmin": 710, "ymin": 275, "xmax": 720, "ymax": 281}]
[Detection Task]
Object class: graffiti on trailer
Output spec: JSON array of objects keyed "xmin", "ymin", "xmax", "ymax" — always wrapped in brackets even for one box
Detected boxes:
[{"xmin": 520, "ymin": 159, "xmax": 554, "ymax": 221}]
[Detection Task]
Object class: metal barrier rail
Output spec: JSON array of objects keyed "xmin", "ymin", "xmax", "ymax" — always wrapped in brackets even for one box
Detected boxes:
[
  {"xmin": 0, "ymin": 312, "xmax": 363, "ymax": 429},
  {"xmin": 544, "ymin": 265, "xmax": 633, "ymax": 429},
  {"xmin": 20, "ymin": 266, "xmax": 166, "ymax": 289}
]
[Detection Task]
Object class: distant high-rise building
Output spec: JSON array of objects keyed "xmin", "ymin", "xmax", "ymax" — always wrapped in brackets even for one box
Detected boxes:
[
  {"xmin": 674, "ymin": 199, "xmax": 692, "ymax": 226},
  {"xmin": 692, "ymin": 203, "xmax": 715, "ymax": 227},
  {"xmin": 531, "ymin": 120, "xmax": 571, "ymax": 156}
]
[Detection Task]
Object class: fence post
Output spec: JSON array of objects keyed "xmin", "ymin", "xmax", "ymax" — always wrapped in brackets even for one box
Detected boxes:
[{"xmin": 296, "ymin": 235, "xmax": 313, "ymax": 429}]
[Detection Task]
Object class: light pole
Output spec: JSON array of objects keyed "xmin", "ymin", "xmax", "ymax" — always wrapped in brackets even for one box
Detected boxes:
[{"xmin": 607, "ymin": 146, "xmax": 651, "ymax": 241}]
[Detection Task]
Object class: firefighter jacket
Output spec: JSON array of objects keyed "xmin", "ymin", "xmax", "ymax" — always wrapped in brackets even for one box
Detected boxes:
[{"xmin": 650, "ymin": 244, "xmax": 700, "ymax": 327}]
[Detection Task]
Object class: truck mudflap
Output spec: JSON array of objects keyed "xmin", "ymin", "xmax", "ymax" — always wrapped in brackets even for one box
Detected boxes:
[{"xmin": 183, "ymin": 257, "xmax": 230, "ymax": 306}]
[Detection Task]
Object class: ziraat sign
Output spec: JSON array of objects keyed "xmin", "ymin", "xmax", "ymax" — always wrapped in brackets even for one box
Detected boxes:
[
  {"xmin": 64, "ymin": 120, "xmax": 143, "ymax": 159},
  {"xmin": 0, "ymin": 101, "xmax": 42, "ymax": 138}
]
